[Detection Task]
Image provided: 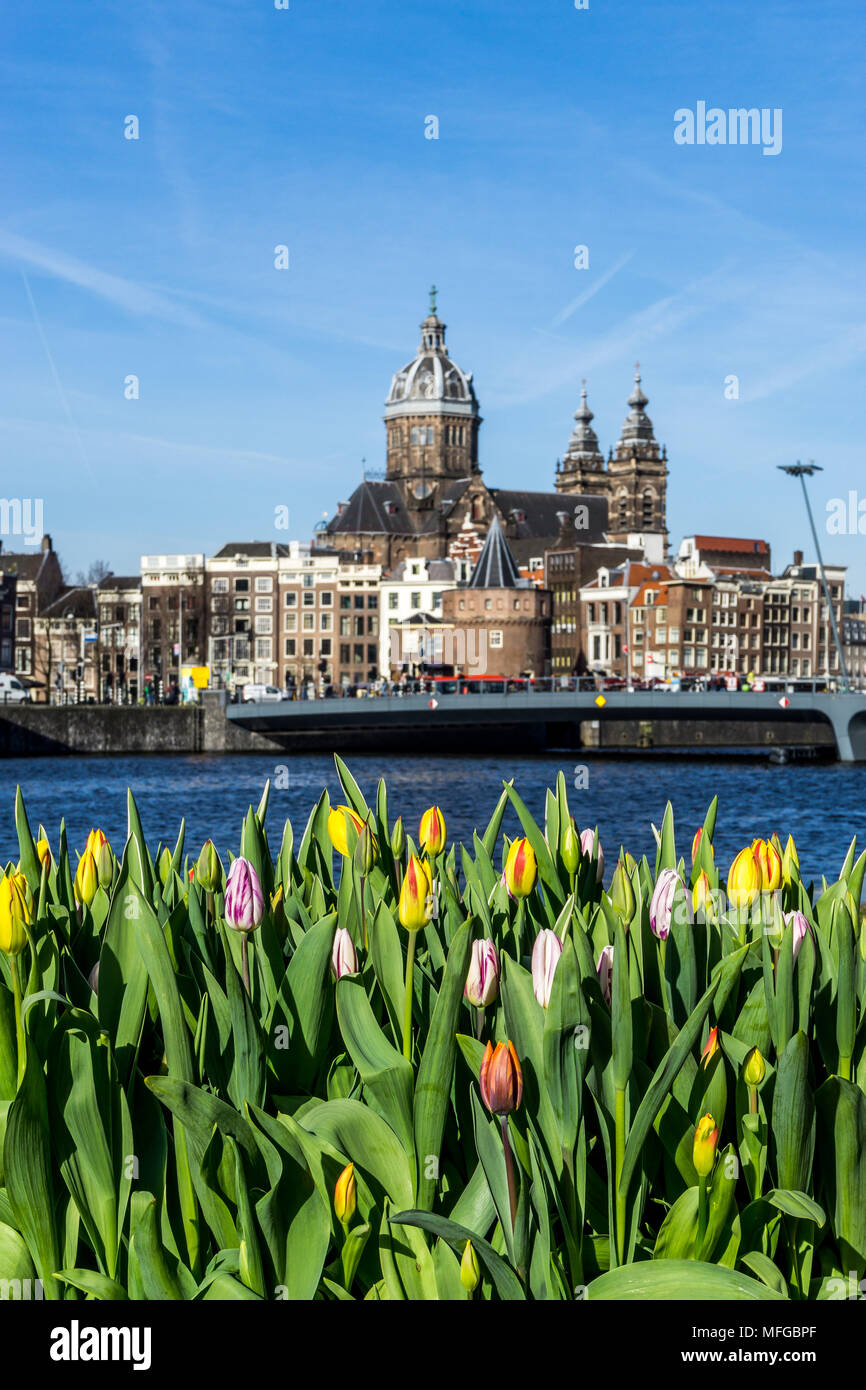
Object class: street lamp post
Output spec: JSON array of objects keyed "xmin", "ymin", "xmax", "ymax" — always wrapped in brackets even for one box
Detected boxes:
[{"xmin": 778, "ymin": 461, "xmax": 849, "ymax": 686}]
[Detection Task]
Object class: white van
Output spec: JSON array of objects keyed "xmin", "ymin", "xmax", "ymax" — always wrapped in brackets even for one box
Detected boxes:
[
  {"xmin": 0, "ymin": 674, "xmax": 31, "ymax": 703},
  {"xmin": 240, "ymin": 683, "xmax": 284, "ymax": 704}
]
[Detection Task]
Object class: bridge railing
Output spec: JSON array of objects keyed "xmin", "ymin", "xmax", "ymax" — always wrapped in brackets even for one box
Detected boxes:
[{"xmin": 255, "ymin": 675, "xmax": 861, "ymax": 704}]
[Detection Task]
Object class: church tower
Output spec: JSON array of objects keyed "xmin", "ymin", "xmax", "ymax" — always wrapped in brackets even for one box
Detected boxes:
[
  {"xmin": 606, "ymin": 366, "xmax": 668, "ymax": 546},
  {"xmin": 383, "ymin": 288, "xmax": 482, "ymax": 496},
  {"xmin": 555, "ymin": 381, "xmax": 605, "ymax": 494}
]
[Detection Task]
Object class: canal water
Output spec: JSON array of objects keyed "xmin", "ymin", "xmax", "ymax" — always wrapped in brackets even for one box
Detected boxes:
[{"xmin": 2, "ymin": 751, "xmax": 865, "ymax": 887}]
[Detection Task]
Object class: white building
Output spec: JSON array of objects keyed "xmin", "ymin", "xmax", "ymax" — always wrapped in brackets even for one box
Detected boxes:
[{"xmin": 380, "ymin": 555, "xmax": 464, "ymax": 677}]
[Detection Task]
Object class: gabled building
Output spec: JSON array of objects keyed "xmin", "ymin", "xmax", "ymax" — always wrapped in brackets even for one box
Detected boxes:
[
  {"xmin": 0, "ymin": 535, "xmax": 64, "ymax": 689},
  {"xmin": 34, "ymin": 585, "xmax": 99, "ymax": 703}
]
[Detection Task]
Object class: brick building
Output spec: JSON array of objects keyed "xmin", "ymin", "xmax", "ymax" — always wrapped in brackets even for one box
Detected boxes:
[
  {"xmin": 34, "ymin": 586, "xmax": 99, "ymax": 703},
  {"xmin": 206, "ymin": 542, "xmax": 284, "ymax": 692},
  {"xmin": 0, "ymin": 536, "xmax": 64, "ymax": 691},
  {"xmin": 140, "ymin": 554, "xmax": 205, "ymax": 699},
  {"xmin": 96, "ymin": 576, "xmax": 142, "ymax": 703},
  {"xmin": 441, "ymin": 516, "xmax": 551, "ymax": 678}
]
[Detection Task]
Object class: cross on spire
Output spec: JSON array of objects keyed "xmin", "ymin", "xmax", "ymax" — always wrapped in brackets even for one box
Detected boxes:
[{"xmin": 429, "ymin": 284, "xmax": 438, "ymax": 315}]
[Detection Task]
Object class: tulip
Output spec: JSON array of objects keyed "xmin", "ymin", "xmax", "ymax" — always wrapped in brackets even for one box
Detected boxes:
[
  {"xmin": 195, "ymin": 839, "xmax": 222, "ymax": 892},
  {"xmin": 460, "ymin": 1240, "xmax": 480, "ymax": 1294},
  {"xmin": 36, "ymin": 837, "xmax": 52, "ymax": 872},
  {"xmin": 85, "ymin": 827, "xmax": 107, "ymax": 858},
  {"xmin": 0, "ymin": 870, "xmax": 31, "ymax": 957},
  {"xmin": 580, "ymin": 828, "xmax": 603, "ymax": 879},
  {"xmin": 504, "ymin": 837, "xmax": 538, "ymax": 898},
  {"xmin": 691, "ymin": 827, "xmax": 703, "ymax": 864},
  {"xmin": 693, "ymin": 1112, "xmax": 719, "ymax": 1178},
  {"xmin": 334, "ymin": 1162, "xmax": 356, "ymax": 1225},
  {"xmin": 157, "ymin": 846, "xmax": 172, "ymax": 886},
  {"xmin": 74, "ymin": 848, "xmax": 99, "ymax": 907},
  {"xmin": 479, "ymin": 1040, "xmax": 523, "ymax": 1229},
  {"xmin": 650, "ymin": 867, "xmax": 692, "ymax": 940},
  {"xmin": 327, "ymin": 804, "xmax": 365, "ymax": 857},
  {"xmin": 562, "ymin": 818, "xmax": 580, "ymax": 875},
  {"xmin": 464, "ymin": 938, "xmax": 500, "ymax": 1008},
  {"xmin": 331, "ymin": 927, "xmax": 359, "ymax": 980},
  {"xmin": 88, "ymin": 960, "xmax": 100, "ymax": 995},
  {"xmin": 353, "ymin": 819, "xmax": 378, "ymax": 876},
  {"xmin": 727, "ymin": 846, "xmax": 761, "ymax": 910},
  {"xmin": 597, "ymin": 944, "xmax": 614, "ymax": 1006},
  {"xmin": 479, "ymin": 1040, "xmax": 523, "ymax": 1116},
  {"xmin": 95, "ymin": 838, "xmax": 114, "ymax": 890},
  {"xmin": 224, "ymin": 857, "xmax": 264, "ymax": 934},
  {"xmin": 398, "ymin": 854, "xmax": 432, "ymax": 933},
  {"xmin": 390, "ymin": 816, "xmax": 406, "ymax": 861},
  {"xmin": 609, "ymin": 856, "xmax": 636, "ymax": 925},
  {"xmin": 784, "ymin": 909, "xmax": 811, "ymax": 961},
  {"xmin": 700, "ymin": 1026, "xmax": 720, "ymax": 1068},
  {"xmin": 752, "ymin": 838, "xmax": 781, "ymax": 891},
  {"xmin": 531, "ymin": 929, "xmax": 562, "ymax": 1008},
  {"xmin": 742, "ymin": 1045, "xmax": 766, "ymax": 1089},
  {"xmin": 782, "ymin": 834, "xmax": 799, "ymax": 885},
  {"xmin": 399, "ymin": 853, "xmax": 433, "ymax": 1061},
  {"xmin": 693, "ymin": 869, "xmax": 715, "ymax": 917},
  {"xmin": 419, "ymin": 806, "xmax": 446, "ymax": 856}
]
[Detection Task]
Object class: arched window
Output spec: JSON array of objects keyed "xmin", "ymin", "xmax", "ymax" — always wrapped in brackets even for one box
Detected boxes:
[
  {"xmin": 411, "ymin": 427, "xmax": 419, "ymax": 445},
  {"xmin": 642, "ymin": 488, "xmax": 655, "ymax": 526},
  {"xmin": 617, "ymin": 490, "xmax": 628, "ymax": 526}
]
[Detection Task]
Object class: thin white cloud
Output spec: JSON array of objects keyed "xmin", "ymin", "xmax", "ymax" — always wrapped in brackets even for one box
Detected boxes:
[{"xmin": 548, "ymin": 250, "xmax": 636, "ymax": 329}]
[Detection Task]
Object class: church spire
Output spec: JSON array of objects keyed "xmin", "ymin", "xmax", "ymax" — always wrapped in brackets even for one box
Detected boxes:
[{"xmin": 619, "ymin": 362, "xmax": 656, "ymax": 445}]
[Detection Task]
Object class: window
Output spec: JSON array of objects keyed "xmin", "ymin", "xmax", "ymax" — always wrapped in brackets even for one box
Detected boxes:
[
  {"xmin": 303, "ymin": 639, "xmax": 314, "ymax": 657},
  {"xmin": 340, "ymin": 616, "xmax": 351, "ymax": 636},
  {"xmin": 16, "ymin": 618, "xmax": 30, "ymax": 639},
  {"xmin": 303, "ymin": 614, "xmax": 314, "ymax": 632},
  {"xmin": 303, "ymin": 591, "xmax": 315, "ymax": 607},
  {"xmin": 284, "ymin": 613, "xmax": 297, "ymax": 632},
  {"xmin": 284, "ymin": 591, "xmax": 297, "ymax": 607},
  {"xmin": 254, "ymin": 616, "xmax": 272, "ymax": 635},
  {"xmin": 340, "ymin": 644, "xmax": 350, "ymax": 664},
  {"xmin": 321, "ymin": 591, "xmax": 333, "ymax": 607},
  {"xmin": 490, "ymin": 631, "xmax": 503, "ymax": 649},
  {"xmin": 255, "ymin": 638, "xmax": 271, "ymax": 659},
  {"xmin": 340, "ymin": 596, "xmax": 351, "ymax": 610},
  {"xmin": 320, "ymin": 613, "xmax": 332, "ymax": 631},
  {"xmin": 321, "ymin": 639, "xmax": 332, "ymax": 656},
  {"xmin": 255, "ymin": 577, "xmax": 273, "ymax": 593},
  {"xmin": 354, "ymin": 595, "xmax": 364, "ymax": 610},
  {"xmin": 235, "ymin": 578, "xmax": 250, "ymax": 593},
  {"xmin": 212, "ymin": 578, "xmax": 229, "ymax": 593},
  {"xmin": 411, "ymin": 592, "xmax": 421, "ymax": 609},
  {"xmin": 388, "ymin": 593, "xmax": 398, "ymax": 611},
  {"xmin": 234, "ymin": 597, "xmax": 249, "ymax": 612},
  {"xmin": 367, "ymin": 594, "xmax": 378, "ymax": 610},
  {"xmin": 302, "ymin": 574, "xmax": 315, "ymax": 588}
]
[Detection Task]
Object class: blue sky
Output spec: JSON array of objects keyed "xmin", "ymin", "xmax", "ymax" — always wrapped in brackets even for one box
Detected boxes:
[{"xmin": 1, "ymin": 0, "xmax": 865, "ymax": 588}]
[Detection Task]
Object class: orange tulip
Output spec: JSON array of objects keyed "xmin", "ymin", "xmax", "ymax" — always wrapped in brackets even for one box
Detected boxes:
[{"xmin": 479, "ymin": 1040, "xmax": 523, "ymax": 1116}]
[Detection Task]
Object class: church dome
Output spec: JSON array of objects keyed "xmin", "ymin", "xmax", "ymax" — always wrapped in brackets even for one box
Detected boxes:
[{"xmin": 385, "ymin": 293, "xmax": 479, "ymax": 420}]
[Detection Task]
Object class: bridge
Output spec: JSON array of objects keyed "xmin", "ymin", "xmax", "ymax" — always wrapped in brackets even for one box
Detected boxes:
[{"xmin": 225, "ymin": 685, "xmax": 866, "ymax": 762}]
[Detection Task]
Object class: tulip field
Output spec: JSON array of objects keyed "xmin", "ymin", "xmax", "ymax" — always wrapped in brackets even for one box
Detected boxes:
[{"xmin": 0, "ymin": 757, "xmax": 864, "ymax": 1301}]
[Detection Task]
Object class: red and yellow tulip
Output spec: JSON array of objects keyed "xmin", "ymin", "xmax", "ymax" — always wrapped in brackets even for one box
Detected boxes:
[
  {"xmin": 419, "ymin": 806, "xmax": 446, "ymax": 856},
  {"xmin": 479, "ymin": 1040, "xmax": 523, "ymax": 1116},
  {"xmin": 398, "ymin": 853, "xmax": 433, "ymax": 932},
  {"xmin": 504, "ymin": 837, "xmax": 537, "ymax": 898}
]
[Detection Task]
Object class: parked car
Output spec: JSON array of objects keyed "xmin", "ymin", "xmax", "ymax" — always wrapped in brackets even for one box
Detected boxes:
[
  {"xmin": 0, "ymin": 673, "xmax": 31, "ymax": 703},
  {"xmin": 240, "ymin": 683, "xmax": 284, "ymax": 703}
]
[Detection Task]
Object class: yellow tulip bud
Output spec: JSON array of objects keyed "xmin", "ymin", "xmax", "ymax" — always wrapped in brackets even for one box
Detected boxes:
[
  {"xmin": 693, "ymin": 870, "xmax": 715, "ymax": 920},
  {"xmin": 504, "ymin": 837, "xmax": 538, "ymax": 898},
  {"xmin": 742, "ymin": 1046, "xmax": 766, "ymax": 1088},
  {"xmin": 727, "ymin": 847, "xmax": 761, "ymax": 910},
  {"xmin": 36, "ymin": 838, "xmax": 52, "ymax": 873},
  {"xmin": 418, "ymin": 806, "xmax": 447, "ymax": 857},
  {"xmin": 693, "ymin": 1112, "xmax": 719, "ymax": 1178},
  {"xmin": 398, "ymin": 854, "xmax": 433, "ymax": 932},
  {"xmin": 334, "ymin": 1162, "xmax": 356, "ymax": 1225},
  {"xmin": 327, "ymin": 805, "xmax": 365, "ymax": 858},
  {"xmin": 460, "ymin": 1239, "xmax": 480, "ymax": 1293},
  {"xmin": 0, "ymin": 870, "xmax": 31, "ymax": 956},
  {"xmin": 782, "ymin": 834, "xmax": 799, "ymax": 886},
  {"xmin": 74, "ymin": 847, "xmax": 99, "ymax": 907}
]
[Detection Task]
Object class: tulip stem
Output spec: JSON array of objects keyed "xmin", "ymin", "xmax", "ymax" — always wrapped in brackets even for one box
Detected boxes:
[
  {"xmin": 500, "ymin": 1115, "xmax": 519, "ymax": 1234},
  {"xmin": 241, "ymin": 936, "xmax": 251, "ymax": 997},
  {"xmin": 359, "ymin": 874, "xmax": 368, "ymax": 950},
  {"xmin": 475, "ymin": 1006, "xmax": 485, "ymax": 1041},
  {"xmin": 10, "ymin": 954, "xmax": 25, "ymax": 1086},
  {"xmin": 749, "ymin": 1084, "xmax": 758, "ymax": 1116},
  {"xmin": 697, "ymin": 1174, "xmax": 709, "ymax": 1255},
  {"xmin": 402, "ymin": 932, "xmax": 417, "ymax": 1061},
  {"xmin": 614, "ymin": 1085, "xmax": 627, "ymax": 1265}
]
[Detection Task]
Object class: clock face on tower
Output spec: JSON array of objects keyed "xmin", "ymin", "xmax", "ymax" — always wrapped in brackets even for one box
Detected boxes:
[{"xmin": 412, "ymin": 480, "xmax": 433, "ymax": 500}]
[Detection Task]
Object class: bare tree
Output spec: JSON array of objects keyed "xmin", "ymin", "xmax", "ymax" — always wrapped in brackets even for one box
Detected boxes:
[{"xmin": 74, "ymin": 560, "xmax": 112, "ymax": 586}]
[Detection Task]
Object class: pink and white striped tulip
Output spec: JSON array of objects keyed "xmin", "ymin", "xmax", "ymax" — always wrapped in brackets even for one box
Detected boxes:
[
  {"xmin": 580, "ymin": 828, "xmax": 604, "ymax": 879},
  {"xmin": 531, "ymin": 929, "xmax": 563, "ymax": 1008},
  {"xmin": 649, "ymin": 867, "xmax": 692, "ymax": 941},
  {"xmin": 464, "ymin": 938, "xmax": 500, "ymax": 1008},
  {"xmin": 784, "ymin": 910, "xmax": 811, "ymax": 961},
  {"xmin": 224, "ymin": 856, "xmax": 264, "ymax": 933}
]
